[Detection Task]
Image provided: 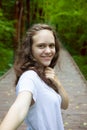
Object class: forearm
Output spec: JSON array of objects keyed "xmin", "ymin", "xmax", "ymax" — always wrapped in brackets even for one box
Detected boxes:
[
  {"xmin": 0, "ymin": 104, "xmax": 24, "ymax": 130},
  {"xmin": 0, "ymin": 92, "xmax": 32, "ymax": 130}
]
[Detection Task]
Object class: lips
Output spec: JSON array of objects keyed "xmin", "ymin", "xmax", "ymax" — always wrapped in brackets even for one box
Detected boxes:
[{"xmin": 41, "ymin": 56, "xmax": 53, "ymax": 61}]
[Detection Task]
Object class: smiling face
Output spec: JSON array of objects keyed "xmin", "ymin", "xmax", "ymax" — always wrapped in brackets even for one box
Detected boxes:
[{"xmin": 32, "ymin": 29, "xmax": 56, "ymax": 67}]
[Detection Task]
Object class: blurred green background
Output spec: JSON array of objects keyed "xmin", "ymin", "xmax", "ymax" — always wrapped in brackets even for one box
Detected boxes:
[{"xmin": 0, "ymin": 0, "xmax": 87, "ymax": 79}]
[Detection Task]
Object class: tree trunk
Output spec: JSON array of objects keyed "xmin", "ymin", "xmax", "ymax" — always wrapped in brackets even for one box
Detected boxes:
[
  {"xmin": 14, "ymin": 0, "xmax": 24, "ymax": 58},
  {"xmin": 0, "ymin": 0, "xmax": 2, "ymax": 8},
  {"xmin": 26, "ymin": 0, "xmax": 30, "ymax": 28}
]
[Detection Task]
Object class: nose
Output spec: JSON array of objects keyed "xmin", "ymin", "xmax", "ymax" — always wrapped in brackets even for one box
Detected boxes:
[{"xmin": 45, "ymin": 46, "xmax": 51, "ymax": 53}]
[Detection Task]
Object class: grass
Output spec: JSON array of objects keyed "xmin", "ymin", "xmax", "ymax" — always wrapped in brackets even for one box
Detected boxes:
[{"xmin": 73, "ymin": 55, "xmax": 87, "ymax": 80}]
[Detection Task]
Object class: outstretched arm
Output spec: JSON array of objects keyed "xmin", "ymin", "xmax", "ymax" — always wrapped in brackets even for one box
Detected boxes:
[
  {"xmin": 0, "ymin": 91, "xmax": 32, "ymax": 130},
  {"xmin": 45, "ymin": 67, "xmax": 69, "ymax": 110}
]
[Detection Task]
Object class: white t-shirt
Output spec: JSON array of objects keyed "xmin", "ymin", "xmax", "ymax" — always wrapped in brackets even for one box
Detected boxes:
[{"xmin": 16, "ymin": 70, "xmax": 64, "ymax": 130}]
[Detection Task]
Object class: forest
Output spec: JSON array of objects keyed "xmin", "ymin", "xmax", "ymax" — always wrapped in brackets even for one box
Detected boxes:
[{"xmin": 0, "ymin": 0, "xmax": 87, "ymax": 79}]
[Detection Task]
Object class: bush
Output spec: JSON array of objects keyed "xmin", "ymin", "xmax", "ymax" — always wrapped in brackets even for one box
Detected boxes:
[
  {"xmin": 73, "ymin": 55, "xmax": 87, "ymax": 80},
  {"xmin": 0, "ymin": 45, "xmax": 13, "ymax": 76}
]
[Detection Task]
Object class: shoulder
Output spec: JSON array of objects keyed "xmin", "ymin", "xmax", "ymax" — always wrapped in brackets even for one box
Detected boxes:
[
  {"xmin": 20, "ymin": 70, "xmax": 38, "ymax": 80},
  {"xmin": 16, "ymin": 70, "xmax": 38, "ymax": 100}
]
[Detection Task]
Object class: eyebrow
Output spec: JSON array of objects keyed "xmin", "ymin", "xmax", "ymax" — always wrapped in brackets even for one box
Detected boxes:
[{"xmin": 36, "ymin": 42, "xmax": 55, "ymax": 45}]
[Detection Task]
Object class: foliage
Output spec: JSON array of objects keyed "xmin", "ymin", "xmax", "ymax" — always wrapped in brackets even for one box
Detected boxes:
[
  {"xmin": 0, "ymin": 0, "xmax": 87, "ymax": 79},
  {"xmin": 30, "ymin": 0, "xmax": 87, "ymax": 79},
  {"xmin": 0, "ymin": 9, "xmax": 14, "ymax": 49},
  {"xmin": 73, "ymin": 55, "xmax": 87, "ymax": 80},
  {"xmin": 0, "ymin": 45, "xmax": 13, "ymax": 76},
  {"xmin": 30, "ymin": 0, "xmax": 87, "ymax": 55},
  {"xmin": 0, "ymin": 1, "xmax": 14, "ymax": 76},
  {"xmin": 1, "ymin": 0, "xmax": 15, "ymax": 19}
]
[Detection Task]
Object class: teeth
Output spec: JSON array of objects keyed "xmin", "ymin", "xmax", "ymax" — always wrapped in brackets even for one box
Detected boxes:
[{"xmin": 44, "ymin": 56, "xmax": 51, "ymax": 58}]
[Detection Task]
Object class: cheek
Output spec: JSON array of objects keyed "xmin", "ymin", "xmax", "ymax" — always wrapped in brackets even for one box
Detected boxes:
[{"xmin": 32, "ymin": 48, "xmax": 40, "ymax": 59}]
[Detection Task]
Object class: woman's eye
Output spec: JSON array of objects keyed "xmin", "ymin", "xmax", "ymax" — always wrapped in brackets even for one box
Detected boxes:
[
  {"xmin": 37, "ymin": 43, "xmax": 55, "ymax": 49},
  {"xmin": 50, "ymin": 44, "xmax": 55, "ymax": 48},
  {"xmin": 38, "ymin": 44, "xmax": 45, "ymax": 48}
]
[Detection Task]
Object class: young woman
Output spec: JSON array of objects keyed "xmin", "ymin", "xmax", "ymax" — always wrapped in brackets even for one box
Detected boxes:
[{"xmin": 0, "ymin": 23, "xmax": 69, "ymax": 130}]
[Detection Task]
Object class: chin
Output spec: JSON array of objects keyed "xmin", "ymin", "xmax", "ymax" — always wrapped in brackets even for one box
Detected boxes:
[
  {"xmin": 43, "ymin": 64, "xmax": 51, "ymax": 67},
  {"xmin": 40, "ymin": 61, "xmax": 51, "ymax": 67}
]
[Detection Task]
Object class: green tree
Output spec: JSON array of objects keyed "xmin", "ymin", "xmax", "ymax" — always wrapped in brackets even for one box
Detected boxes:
[{"xmin": 32, "ymin": 0, "xmax": 87, "ymax": 55}]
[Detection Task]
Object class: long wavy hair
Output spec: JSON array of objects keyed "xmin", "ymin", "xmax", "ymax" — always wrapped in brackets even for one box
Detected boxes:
[{"xmin": 14, "ymin": 23, "xmax": 61, "ymax": 92}]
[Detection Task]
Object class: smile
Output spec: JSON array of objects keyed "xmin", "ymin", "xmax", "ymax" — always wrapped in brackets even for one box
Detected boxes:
[{"xmin": 41, "ymin": 56, "xmax": 53, "ymax": 60}]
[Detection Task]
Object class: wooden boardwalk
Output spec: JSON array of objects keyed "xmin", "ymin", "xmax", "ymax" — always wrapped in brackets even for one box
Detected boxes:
[{"xmin": 0, "ymin": 49, "xmax": 87, "ymax": 130}]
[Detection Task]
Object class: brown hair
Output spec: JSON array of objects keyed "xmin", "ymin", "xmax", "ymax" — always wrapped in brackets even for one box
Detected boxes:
[{"xmin": 14, "ymin": 23, "xmax": 60, "ymax": 92}]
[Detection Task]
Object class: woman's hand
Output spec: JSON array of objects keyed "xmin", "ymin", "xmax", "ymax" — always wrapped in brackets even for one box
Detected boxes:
[
  {"xmin": 45, "ymin": 67, "xmax": 61, "ymax": 87},
  {"xmin": 45, "ymin": 67, "xmax": 56, "ymax": 81},
  {"xmin": 45, "ymin": 67, "xmax": 69, "ymax": 110}
]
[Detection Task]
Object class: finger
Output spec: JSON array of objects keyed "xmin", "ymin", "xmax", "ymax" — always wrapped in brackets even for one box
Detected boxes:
[
  {"xmin": 45, "ymin": 67, "xmax": 55, "ymax": 73},
  {"xmin": 45, "ymin": 67, "xmax": 53, "ymax": 71}
]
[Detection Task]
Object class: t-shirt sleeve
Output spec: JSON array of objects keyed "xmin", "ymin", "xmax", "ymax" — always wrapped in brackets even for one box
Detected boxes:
[{"xmin": 16, "ymin": 71, "xmax": 37, "ymax": 102}]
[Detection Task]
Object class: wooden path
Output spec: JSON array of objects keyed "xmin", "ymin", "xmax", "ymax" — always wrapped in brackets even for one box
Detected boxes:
[{"xmin": 0, "ymin": 48, "xmax": 87, "ymax": 130}]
